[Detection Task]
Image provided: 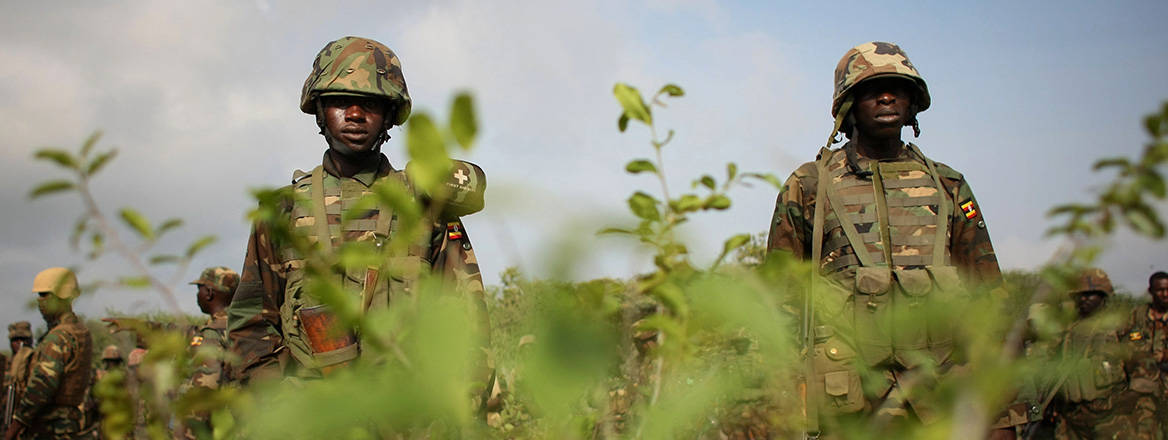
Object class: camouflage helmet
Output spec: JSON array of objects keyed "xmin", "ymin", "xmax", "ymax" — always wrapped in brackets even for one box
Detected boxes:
[
  {"xmin": 300, "ymin": 36, "xmax": 412, "ymax": 126},
  {"xmin": 1071, "ymin": 268, "xmax": 1114, "ymax": 297},
  {"xmin": 8, "ymin": 321, "xmax": 32, "ymax": 339},
  {"xmin": 32, "ymin": 267, "xmax": 80, "ymax": 300},
  {"xmin": 189, "ymin": 266, "xmax": 240, "ymax": 295},
  {"xmin": 825, "ymin": 42, "xmax": 930, "ymax": 148},
  {"xmin": 102, "ymin": 344, "xmax": 123, "ymax": 361}
]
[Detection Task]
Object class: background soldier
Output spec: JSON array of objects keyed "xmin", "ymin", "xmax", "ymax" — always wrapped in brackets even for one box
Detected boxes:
[
  {"xmin": 1051, "ymin": 268, "xmax": 1158, "ymax": 439},
  {"xmin": 181, "ymin": 266, "xmax": 238, "ymax": 438},
  {"xmin": 226, "ymin": 36, "xmax": 491, "ymax": 399},
  {"xmin": 1124, "ymin": 271, "xmax": 1168, "ymax": 438},
  {"xmin": 767, "ymin": 42, "xmax": 1006, "ymax": 437},
  {"xmin": 97, "ymin": 345, "xmax": 124, "ymax": 381},
  {"xmin": 2, "ymin": 322, "xmax": 33, "ymax": 435},
  {"xmin": 4, "ymin": 267, "xmax": 95, "ymax": 440}
]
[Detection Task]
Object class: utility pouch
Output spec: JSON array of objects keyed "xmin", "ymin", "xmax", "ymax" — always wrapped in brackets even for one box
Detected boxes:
[
  {"xmin": 853, "ymin": 266, "xmax": 893, "ymax": 365},
  {"xmin": 811, "ymin": 326, "xmax": 865, "ymax": 415},
  {"xmin": 893, "ymin": 269, "xmax": 933, "ymax": 358},
  {"xmin": 297, "ymin": 305, "xmax": 359, "ymax": 373},
  {"xmin": 925, "ymin": 266, "xmax": 960, "ymax": 361}
]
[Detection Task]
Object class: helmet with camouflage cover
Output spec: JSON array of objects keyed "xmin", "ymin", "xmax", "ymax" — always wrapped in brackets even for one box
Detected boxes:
[
  {"xmin": 102, "ymin": 344, "xmax": 123, "ymax": 361},
  {"xmin": 189, "ymin": 266, "xmax": 240, "ymax": 295},
  {"xmin": 32, "ymin": 267, "xmax": 80, "ymax": 300},
  {"xmin": 8, "ymin": 321, "xmax": 32, "ymax": 339},
  {"xmin": 826, "ymin": 42, "xmax": 930, "ymax": 147},
  {"xmin": 300, "ymin": 36, "xmax": 412, "ymax": 127},
  {"xmin": 1071, "ymin": 268, "xmax": 1114, "ymax": 297}
]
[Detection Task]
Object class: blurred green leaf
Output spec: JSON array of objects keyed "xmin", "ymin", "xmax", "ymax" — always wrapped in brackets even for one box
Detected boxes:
[
  {"xmin": 1093, "ymin": 157, "xmax": 1130, "ymax": 171},
  {"xmin": 119, "ymin": 208, "xmax": 154, "ymax": 240},
  {"xmin": 618, "ymin": 113, "xmax": 629, "ymax": 132},
  {"xmin": 406, "ymin": 113, "xmax": 453, "ymax": 194},
  {"xmin": 79, "ymin": 131, "xmax": 102, "ymax": 158},
  {"xmin": 613, "ymin": 83, "xmax": 652, "ymax": 124},
  {"xmin": 449, "ymin": 93, "xmax": 477, "ymax": 150},
  {"xmin": 34, "ymin": 149, "xmax": 79, "ymax": 170},
  {"xmin": 722, "ymin": 233, "xmax": 751, "ymax": 255},
  {"xmin": 726, "ymin": 162, "xmax": 738, "ymax": 182},
  {"xmin": 155, "ymin": 218, "xmax": 183, "ymax": 237},
  {"xmin": 674, "ymin": 194, "xmax": 703, "ymax": 212},
  {"xmin": 86, "ymin": 150, "xmax": 118, "ymax": 176},
  {"xmin": 1123, "ymin": 203, "xmax": 1165, "ymax": 237},
  {"xmin": 148, "ymin": 255, "xmax": 179, "ymax": 265},
  {"xmin": 650, "ymin": 282, "xmax": 688, "ymax": 318},
  {"xmin": 699, "ymin": 175, "xmax": 716, "ymax": 190},
  {"xmin": 625, "ymin": 159, "xmax": 657, "ymax": 174},
  {"xmin": 598, "ymin": 227, "xmax": 634, "ymax": 235},
  {"xmin": 185, "ymin": 235, "xmax": 217, "ymax": 258},
  {"xmin": 657, "ymin": 84, "xmax": 685, "ymax": 97},
  {"xmin": 29, "ymin": 180, "xmax": 75, "ymax": 199},
  {"xmin": 704, "ymin": 194, "xmax": 731, "ymax": 210},
  {"xmin": 744, "ymin": 172, "xmax": 784, "ymax": 190},
  {"xmin": 628, "ymin": 191, "xmax": 660, "ymax": 221},
  {"xmin": 1138, "ymin": 169, "xmax": 1166, "ymax": 198},
  {"xmin": 120, "ymin": 276, "xmax": 151, "ymax": 288}
]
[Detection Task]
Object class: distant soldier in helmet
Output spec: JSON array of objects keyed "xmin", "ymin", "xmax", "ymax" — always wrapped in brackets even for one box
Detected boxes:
[
  {"xmin": 226, "ymin": 36, "xmax": 492, "ymax": 404},
  {"xmin": 1050, "ymin": 268, "xmax": 1158, "ymax": 439},
  {"xmin": 1123, "ymin": 270, "xmax": 1168, "ymax": 437},
  {"xmin": 179, "ymin": 266, "xmax": 238, "ymax": 438},
  {"xmin": 4, "ymin": 268, "xmax": 95, "ymax": 440},
  {"xmin": 767, "ymin": 42, "xmax": 1006, "ymax": 436},
  {"xmin": 97, "ymin": 345, "xmax": 124, "ymax": 381}
]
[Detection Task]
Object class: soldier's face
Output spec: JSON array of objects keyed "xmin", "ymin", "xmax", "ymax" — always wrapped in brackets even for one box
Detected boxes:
[
  {"xmin": 36, "ymin": 291, "xmax": 68, "ymax": 318},
  {"xmin": 1075, "ymin": 291, "xmax": 1106, "ymax": 317},
  {"xmin": 1151, "ymin": 278, "xmax": 1168, "ymax": 308},
  {"xmin": 321, "ymin": 95, "xmax": 388, "ymax": 155},
  {"xmin": 196, "ymin": 284, "xmax": 214, "ymax": 314},
  {"xmin": 851, "ymin": 77, "xmax": 914, "ymax": 139}
]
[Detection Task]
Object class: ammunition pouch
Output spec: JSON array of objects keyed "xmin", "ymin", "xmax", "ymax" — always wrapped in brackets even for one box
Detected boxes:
[
  {"xmin": 297, "ymin": 305, "xmax": 359, "ymax": 370},
  {"xmin": 811, "ymin": 326, "xmax": 865, "ymax": 415},
  {"xmin": 848, "ymin": 266, "xmax": 963, "ymax": 368},
  {"xmin": 1065, "ymin": 358, "xmax": 1124, "ymax": 402}
]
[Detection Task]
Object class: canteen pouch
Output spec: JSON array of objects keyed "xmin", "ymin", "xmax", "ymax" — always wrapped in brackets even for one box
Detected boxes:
[
  {"xmin": 812, "ymin": 326, "xmax": 865, "ymax": 414},
  {"xmin": 853, "ymin": 266, "xmax": 893, "ymax": 365}
]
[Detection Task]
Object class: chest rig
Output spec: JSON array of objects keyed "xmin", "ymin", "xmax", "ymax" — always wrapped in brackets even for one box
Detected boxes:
[
  {"xmin": 810, "ymin": 143, "xmax": 964, "ymax": 370},
  {"xmin": 1060, "ymin": 321, "xmax": 1126, "ymax": 402},
  {"xmin": 277, "ymin": 165, "xmax": 431, "ymax": 376}
]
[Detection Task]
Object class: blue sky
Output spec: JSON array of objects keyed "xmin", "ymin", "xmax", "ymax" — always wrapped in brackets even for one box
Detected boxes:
[{"xmin": 0, "ymin": 0, "xmax": 1164, "ymax": 328}]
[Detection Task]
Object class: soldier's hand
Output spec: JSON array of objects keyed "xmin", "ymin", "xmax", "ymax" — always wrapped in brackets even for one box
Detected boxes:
[{"xmin": 4, "ymin": 420, "xmax": 25, "ymax": 440}]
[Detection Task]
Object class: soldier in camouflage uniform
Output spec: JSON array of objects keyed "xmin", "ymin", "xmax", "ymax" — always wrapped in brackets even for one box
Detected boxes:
[
  {"xmin": 1051, "ymin": 268, "xmax": 1158, "ymax": 439},
  {"xmin": 1123, "ymin": 271, "xmax": 1168, "ymax": 438},
  {"xmin": 96, "ymin": 345, "xmax": 123, "ymax": 382},
  {"xmin": 4, "ymin": 268, "xmax": 95, "ymax": 440},
  {"xmin": 179, "ymin": 266, "xmax": 238, "ymax": 438},
  {"xmin": 3, "ymin": 322, "xmax": 34, "ymax": 435},
  {"xmin": 226, "ymin": 36, "xmax": 491, "ymax": 398},
  {"xmin": 767, "ymin": 42, "xmax": 1007, "ymax": 437}
]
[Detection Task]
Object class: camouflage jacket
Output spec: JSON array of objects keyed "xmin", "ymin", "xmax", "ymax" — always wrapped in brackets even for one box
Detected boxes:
[
  {"xmin": 188, "ymin": 311, "xmax": 227, "ymax": 389},
  {"xmin": 3, "ymin": 346, "xmax": 32, "ymax": 391},
  {"xmin": 1124, "ymin": 303, "xmax": 1168, "ymax": 392},
  {"xmin": 12, "ymin": 312, "xmax": 94, "ymax": 433},
  {"xmin": 227, "ymin": 152, "xmax": 490, "ymax": 382},
  {"xmin": 767, "ymin": 142, "xmax": 1002, "ymax": 286}
]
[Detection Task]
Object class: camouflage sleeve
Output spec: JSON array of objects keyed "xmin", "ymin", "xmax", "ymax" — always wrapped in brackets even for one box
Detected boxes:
[
  {"xmin": 12, "ymin": 330, "xmax": 70, "ymax": 425},
  {"xmin": 429, "ymin": 218, "xmax": 494, "ymax": 406},
  {"xmin": 767, "ymin": 164, "xmax": 816, "ymax": 260},
  {"xmin": 226, "ymin": 221, "xmax": 286, "ymax": 383},
  {"xmin": 941, "ymin": 174, "xmax": 1003, "ymax": 288},
  {"xmin": 189, "ymin": 327, "xmax": 225, "ymax": 389}
]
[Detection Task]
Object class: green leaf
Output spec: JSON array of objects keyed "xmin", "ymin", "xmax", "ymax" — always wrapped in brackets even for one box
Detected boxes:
[
  {"xmin": 699, "ymin": 175, "xmax": 716, "ymax": 190},
  {"xmin": 657, "ymin": 84, "xmax": 685, "ymax": 97},
  {"xmin": 613, "ymin": 83, "xmax": 652, "ymax": 125},
  {"xmin": 89, "ymin": 232, "xmax": 104, "ymax": 259},
  {"xmin": 1093, "ymin": 157, "xmax": 1130, "ymax": 171},
  {"xmin": 86, "ymin": 150, "xmax": 117, "ymax": 176},
  {"xmin": 675, "ymin": 194, "xmax": 703, "ymax": 212},
  {"xmin": 405, "ymin": 113, "xmax": 453, "ymax": 194},
  {"xmin": 597, "ymin": 227, "xmax": 635, "ymax": 236},
  {"xmin": 156, "ymin": 218, "xmax": 183, "ymax": 237},
  {"xmin": 625, "ymin": 159, "xmax": 657, "ymax": 174},
  {"xmin": 650, "ymin": 282, "xmax": 689, "ymax": 318},
  {"xmin": 1124, "ymin": 203, "xmax": 1165, "ymax": 238},
  {"xmin": 33, "ymin": 149, "xmax": 78, "ymax": 170},
  {"xmin": 29, "ymin": 180, "xmax": 75, "ymax": 199},
  {"xmin": 119, "ymin": 276, "xmax": 151, "ymax": 288},
  {"xmin": 744, "ymin": 172, "xmax": 784, "ymax": 190},
  {"xmin": 704, "ymin": 194, "xmax": 731, "ymax": 210},
  {"xmin": 726, "ymin": 163, "xmax": 738, "ymax": 182},
  {"xmin": 80, "ymin": 131, "xmax": 102, "ymax": 158},
  {"xmin": 118, "ymin": 208, "xmax": 154, "ymax": 240},
  {"xmin": 722, "ymin": 233, "xmax": 751, "ymax": 254},
  {"xmin": 1138, "ymin": 170, "xmax": 1166, "ymax": 198},
  {"xmin": 148, "ymin": 255, "xmax": 180, "ymax": 265},
  {"xmin": 69, "ymin": 216, "xmax": 87, "ymax": 250},
  {"xmin": 1146, "ymin": 114, "xmax": 1163, "ymax": 138},
  {"xmin": 628, "ymin": 191, "xmax": 660, "ymax": 221},
  {"xmin": 618, "ymin": 114, "xmax": 629, "ymax": 132},
  {"xmin": 185, "ymin": 235, "xmax": 217, "ymax": 258},
  {"xmin": 449, "ymin": 93, "xmax": 477, "ymax": 150}
]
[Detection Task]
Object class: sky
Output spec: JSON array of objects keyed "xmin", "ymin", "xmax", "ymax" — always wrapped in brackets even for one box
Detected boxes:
[{"xmin": 1, "ymin": 0, "xmax": 1165, "ymax": 330}]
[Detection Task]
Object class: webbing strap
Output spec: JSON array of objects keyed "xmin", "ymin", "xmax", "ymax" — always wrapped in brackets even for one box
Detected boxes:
[
  {"xmin": 309, "ymin": 166, "xmax": 333, "ymax": 256},
  {"xmin": 821, "ymin": 156, "xmax": 877, "ymax": 267},
  {"xmin": 804, "ymin": 147, "xmax": 833, "ymax": 436},
  {"xmin": 361, "ymin": 174, "xmax": 397, "ymax": 314},
  {"xmin": 870, "ymin": 161, "xmax": 895, "ymax": 268},
  {"xmin": 910, "ymin": 144, "xmax": 950, "ymax": 267}
]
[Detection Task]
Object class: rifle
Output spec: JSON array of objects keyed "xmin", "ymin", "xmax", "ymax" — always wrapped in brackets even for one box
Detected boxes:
[{"xmin": 2, "ymin": 340, "xmax": 24, "ymax": 434}]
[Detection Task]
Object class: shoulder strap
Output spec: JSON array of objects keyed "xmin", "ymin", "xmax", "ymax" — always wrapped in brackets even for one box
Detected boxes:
[
  {"xmin": 309, "ymin": 166, "xmax": 333, "ymax": 256},
  {"xmin": 908, "ymin": 144, "xmax": 950, "ymax": 267},
  {"xmin": 818, "ymin": 150, "xmax": 877, "ymax": 267}
]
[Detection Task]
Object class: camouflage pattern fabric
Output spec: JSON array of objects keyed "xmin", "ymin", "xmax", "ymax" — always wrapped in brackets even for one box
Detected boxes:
[
  {"xmin": 1054, "ymin": 390, "xmax": 1160, "ymax": 440},
  {"xmin": 188, "ymin": 310, "xmax": 228, "ymax": 390},
  {"xmin": 12, "ymin": 312, "xmax": 95, "ymax": 439},
  {"xmin": 299, "ymin": 36, "xmax": 411, "ymax": 125},
  {"xmin": 9, "ymin": 322, "xmax": 32, "ymax": 339},
  {"xmin": 227, "ymin": 152, "xmax": 490, "ymax": 384},
  {"xmin": 189, "ymin": 266, "xmax": 240, "ymax": 295},
  {"xmin": 1126, "ymin": 303, "xmax": 1168, "ymax": 438},
  {"xmin": 767, "ymin": 142, "xmax": 1002, "ymax": 285},
  {"xmin": 831, "ymin": 42, "xmax": 930, "ymax": 118}
]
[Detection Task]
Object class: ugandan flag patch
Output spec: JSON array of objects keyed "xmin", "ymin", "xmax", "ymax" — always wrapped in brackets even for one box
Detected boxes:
[
  {"xmin": 960, "ymin": 200, "xmax": 978, "ymax": 219},
  {"xmin": 446, "ymin": 222, "xmax": 464, "ymax": 240},
  {"xmin": 1130, "ymin": 331, "xmax": 1144, "ymax": 341},
  {"xmin": 190, "ymin": 336, "xmax": 204, "ymax": 347}
]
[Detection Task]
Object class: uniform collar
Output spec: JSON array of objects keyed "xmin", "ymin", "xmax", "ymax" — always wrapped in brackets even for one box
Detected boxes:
[
  {"xmin": 321, "ymin": 151, "xmax": 393, "ymax": 187},
  {"xmin": 841, "ymin": 141, "xmax": 918, "ymax": 176},
  {"xmin": 1148, "ymin": 304, "xmax": 1168, "ymax": 322}
]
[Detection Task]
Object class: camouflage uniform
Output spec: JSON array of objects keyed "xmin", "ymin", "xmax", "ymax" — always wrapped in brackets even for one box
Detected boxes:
[
  {"xmin": 227, "ymin": 37, "xmax": 491, "ymax": 387},
  {"xmin": 1124, "ymin": 303, "xmax": 1168, "ymax": 437},
  {"xmin": 766, "ymin": 42, "xmax": 1003, "ymax": 433},
  {"xmin": 1052, "ymin": 269, "xmax": 1159, "ymax": 440},
  {"xmin": 12, "ymin": 312, "xmax": 94, "ymax": 440},
  {"xmin": 187, "ymin": 267, "xmax": 238, "ymax": 390},
  {"xmin": 4, "ymin": 322, "xmax": 34, "ymax": 391}
]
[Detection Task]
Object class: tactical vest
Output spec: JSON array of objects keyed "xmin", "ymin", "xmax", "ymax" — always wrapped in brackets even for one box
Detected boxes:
[
  {"xmin": 1060, "ymin": 322, "xmax": 1126, "ymax": 403},
  {"xmin": 46, "ymin": 314, "xmax": 93, "ymax": 407},
  {"xmin": 807, "ymin": 144, "xmax": 965, "ymax": 414},
  {"xmin": 277, "ymin": 165, "xmax": 430, "ymax": 376}
]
